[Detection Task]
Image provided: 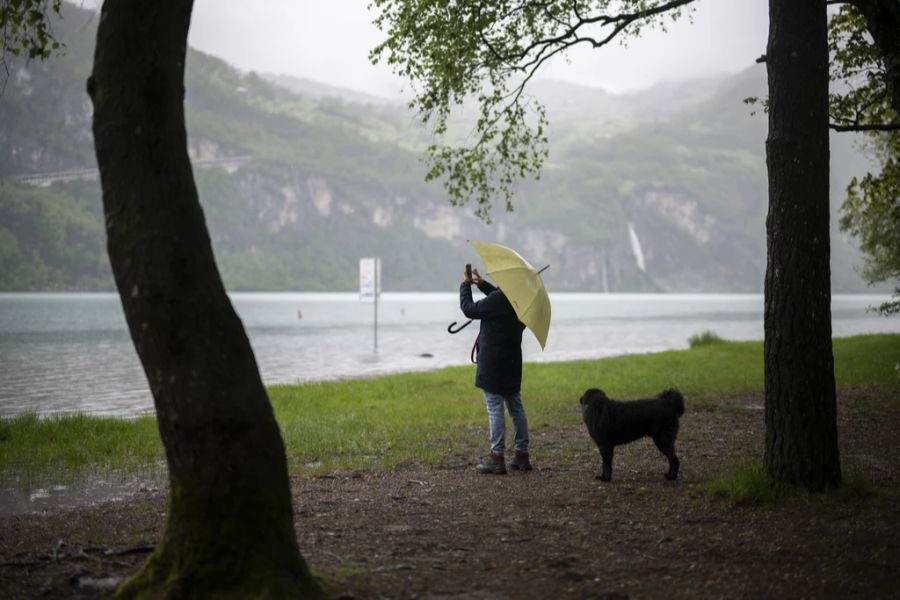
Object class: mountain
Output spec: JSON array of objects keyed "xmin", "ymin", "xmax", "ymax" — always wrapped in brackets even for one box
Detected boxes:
[
  {"xmin": 260, "ymin": 73, "xmax": 395, "ymax": 107},
  {"xmin": 0, "ymin": 3, "xmax": 878, "ymax": 293}
]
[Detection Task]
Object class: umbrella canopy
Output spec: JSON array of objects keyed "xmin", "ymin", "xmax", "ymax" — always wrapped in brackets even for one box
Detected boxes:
[{"xmin": 470, "ymin": 240, "xmax": 551, "ymax": 349}]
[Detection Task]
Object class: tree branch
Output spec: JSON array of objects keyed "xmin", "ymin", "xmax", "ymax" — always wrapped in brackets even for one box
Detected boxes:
[
  {"xmin": 578, "ymin": 0, "xmax": 696, "ymax": 27},
  {"xmin": 830, "ymin": 121, "xmax": 900, "ymax": 131},
  {"xmin": 509, "ymin": 0, "xmax": 697, "ymax": 64}
]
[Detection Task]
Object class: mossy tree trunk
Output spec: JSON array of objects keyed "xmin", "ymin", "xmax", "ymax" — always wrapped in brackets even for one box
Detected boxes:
[
  {"xmin": 87, "ymin": 1, "xmax": 323, "ymax": 596},
  {"xmin": 763, "ymin": 0, "xmax": 842, "ymax": 492}
]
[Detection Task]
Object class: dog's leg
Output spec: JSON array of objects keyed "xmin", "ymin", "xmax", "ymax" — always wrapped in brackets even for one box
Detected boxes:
[
  {"xmin": 597, "ymin": 444, "xmax": 614, "ymax": 481},
  {"xmin": 653, "ymin": 432, "xmax": 679, "ymax": 481}
]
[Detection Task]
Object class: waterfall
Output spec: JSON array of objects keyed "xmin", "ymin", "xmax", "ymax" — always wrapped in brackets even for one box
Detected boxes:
[
  {"xmin": 601, "ymin": 253, "xmax": 610, "ymax": 293},
  {"xmin": 627, "ymin": 222, "xmax": 646, "ymax": 272}
]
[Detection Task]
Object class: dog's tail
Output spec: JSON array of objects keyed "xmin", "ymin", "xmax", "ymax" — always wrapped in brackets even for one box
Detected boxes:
[{"xmin": 661, "ymin": 388, "xmax": 685, "ymax": 416}]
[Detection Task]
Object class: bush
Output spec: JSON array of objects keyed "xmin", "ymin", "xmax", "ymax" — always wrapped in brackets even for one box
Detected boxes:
[{"xmin": 688, "ymin": 330, "xmax": 725, "ymax": 348}]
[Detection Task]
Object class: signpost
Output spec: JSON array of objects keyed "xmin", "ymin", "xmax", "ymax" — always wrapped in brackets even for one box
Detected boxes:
[{"xmin": 359, "ymin": 257, "xmax": 381, "ymax": 351}]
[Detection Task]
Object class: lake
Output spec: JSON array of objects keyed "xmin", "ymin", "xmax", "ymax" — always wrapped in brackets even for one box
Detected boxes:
[{"xmin": 1, "ymin": 292, "xmax": 897, "ymax": 417}]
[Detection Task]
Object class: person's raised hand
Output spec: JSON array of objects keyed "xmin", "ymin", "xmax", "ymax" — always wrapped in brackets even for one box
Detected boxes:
[{"xmin": 472, "ymin": 268, "xmax": 484, "ymax": 285}]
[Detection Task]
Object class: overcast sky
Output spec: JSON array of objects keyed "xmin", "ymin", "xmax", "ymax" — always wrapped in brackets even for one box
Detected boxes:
[{"xmin": 187, "ymin": 0, "xmax": 769, "ymax": 98}]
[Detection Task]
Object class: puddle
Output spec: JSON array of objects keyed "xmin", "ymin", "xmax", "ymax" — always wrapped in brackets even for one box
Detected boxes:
[{"xmin": 0, "ymin": 475, "xmax": 166, "ymax": 517}]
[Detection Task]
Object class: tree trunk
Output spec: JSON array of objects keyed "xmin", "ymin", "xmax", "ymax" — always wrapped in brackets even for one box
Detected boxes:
[
  {"xmin": 87, "ymin": 1, "xmax": 322, "ymax": 596},
  {"xmin": 764, "ymin": 0, "xmax": 842, "ymax": 491}
]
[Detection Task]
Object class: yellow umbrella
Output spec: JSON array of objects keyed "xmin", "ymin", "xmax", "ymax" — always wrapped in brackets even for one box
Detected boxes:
[{"xmin": 470, "ymin": 240, "xmax": 551, "ymax": 349}]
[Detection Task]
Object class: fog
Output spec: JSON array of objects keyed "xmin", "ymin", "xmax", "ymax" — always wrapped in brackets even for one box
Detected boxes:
[{"xmin": 187, "ymin": 0, "xmax": 769, "ymax": 98}]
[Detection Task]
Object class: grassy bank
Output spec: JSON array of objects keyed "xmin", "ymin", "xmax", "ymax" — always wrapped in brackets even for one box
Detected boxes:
[{"xmin": 1, "ymin": 334, "xmax": 897, "ymax": 488}]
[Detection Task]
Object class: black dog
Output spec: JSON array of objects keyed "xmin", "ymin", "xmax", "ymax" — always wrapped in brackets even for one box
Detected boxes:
[{"xmin": 580, "ymin": 388, "xmax": 685, "ymax": 481}]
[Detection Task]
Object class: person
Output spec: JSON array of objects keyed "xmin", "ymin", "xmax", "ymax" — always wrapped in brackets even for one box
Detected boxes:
[{"xmin": 459, "ymin": 266, "xmax": 532, "ymax": 474}]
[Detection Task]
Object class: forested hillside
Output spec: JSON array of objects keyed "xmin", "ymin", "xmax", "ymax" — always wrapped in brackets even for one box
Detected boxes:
[{"xmin": 0, "ymin": 3, "xmax": 875, "ymax": 292}]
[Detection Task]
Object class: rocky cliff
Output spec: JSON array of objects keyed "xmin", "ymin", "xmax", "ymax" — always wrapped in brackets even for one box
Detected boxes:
[{"xmin": 0, "ymin": 3, "xmax": 875, "ymax": 293}]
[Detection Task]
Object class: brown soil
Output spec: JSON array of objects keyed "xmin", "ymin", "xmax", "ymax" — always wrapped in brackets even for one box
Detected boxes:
[{"xmin": 2, "ymin": 389, "xmax": 899, "ymax": 599}]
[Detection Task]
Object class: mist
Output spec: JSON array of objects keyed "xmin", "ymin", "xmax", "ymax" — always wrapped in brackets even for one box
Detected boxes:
[{"xmin": 188, "ymin": 0, "xmax": 769, "ymax": 98}]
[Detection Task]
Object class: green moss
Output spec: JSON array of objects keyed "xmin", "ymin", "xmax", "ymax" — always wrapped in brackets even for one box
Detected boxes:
[{"xmin": 117, "ymin": 483, "xmax": 325, "ymax": 599}]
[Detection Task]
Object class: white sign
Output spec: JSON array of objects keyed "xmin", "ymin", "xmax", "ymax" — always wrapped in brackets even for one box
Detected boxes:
[{"xmin": 359, "ymin": 257, "xmax": 381, "ymax": 303}]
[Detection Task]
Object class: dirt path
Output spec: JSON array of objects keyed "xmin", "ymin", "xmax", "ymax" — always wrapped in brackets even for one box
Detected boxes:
[{"xmin": 2, "ymin": 390, "xmax": 899, "ymax": 599}]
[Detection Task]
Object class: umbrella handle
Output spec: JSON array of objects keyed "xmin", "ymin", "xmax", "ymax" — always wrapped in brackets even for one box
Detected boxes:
[{"xmin": 447, "ymin": 319, "xmax": 473, "ymax": 334}]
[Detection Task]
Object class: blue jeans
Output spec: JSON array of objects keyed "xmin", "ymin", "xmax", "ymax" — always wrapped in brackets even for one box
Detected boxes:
[{"xmin": 484, "ymin": 391, "xmax": 529, "ymax": 457}]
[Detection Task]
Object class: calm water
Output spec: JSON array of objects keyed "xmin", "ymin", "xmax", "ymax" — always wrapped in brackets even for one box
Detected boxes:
[{"xmin": 0, "ymin": 292, "xmax": 897, "ymax": 417}]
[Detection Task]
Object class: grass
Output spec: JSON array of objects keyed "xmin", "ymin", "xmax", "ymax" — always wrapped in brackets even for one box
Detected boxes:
[
  {"xmin": 0, "ymin": 412, "xmax": 164, "ymax": 489},
  {"xmin": 1, "ymin": 333, "xmax": 897, "ymax": 489},
  {"xmin": 270, "ymin": 371, "xmax": 487, "ymax": 471},
  {"xmin": 697, "ymin": 456, "xmax": 883, "ymax": 506},
  {"xmin": 697, "ymin": 457, "xmax": 785, "ymax": 505}
]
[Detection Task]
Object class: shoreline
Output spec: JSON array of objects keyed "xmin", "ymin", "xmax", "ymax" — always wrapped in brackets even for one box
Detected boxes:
[
  {"xmin": 1, "ymin": 335, "xmax": 897, "ymax": 519},
  {"xmin": 3, "ymin": 293, "xmax": 898, "ymax": 417}
]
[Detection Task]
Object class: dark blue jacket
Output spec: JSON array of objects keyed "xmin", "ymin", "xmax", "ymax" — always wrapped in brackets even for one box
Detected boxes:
[{"xmin": 459, "ymin": 280, "xmax": 525, "ymax": 395}]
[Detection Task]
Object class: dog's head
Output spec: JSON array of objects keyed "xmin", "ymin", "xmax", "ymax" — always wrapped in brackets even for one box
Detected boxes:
[{"xmin": 580, "ymin": 388, "xmax": 609, "ymax": 408}]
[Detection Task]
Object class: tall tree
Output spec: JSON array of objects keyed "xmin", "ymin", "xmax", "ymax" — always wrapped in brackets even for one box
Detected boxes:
[
  {"xmin": 87, "ymin": 1, "xmax": 322, "ymax": 596},
  {"xmin": 829, "ymin": 1, "xmax": 900, "ymax": 315},
  {"xmin": 763, "ymin": 0, "xmax": 841, "ymax": 490}
]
